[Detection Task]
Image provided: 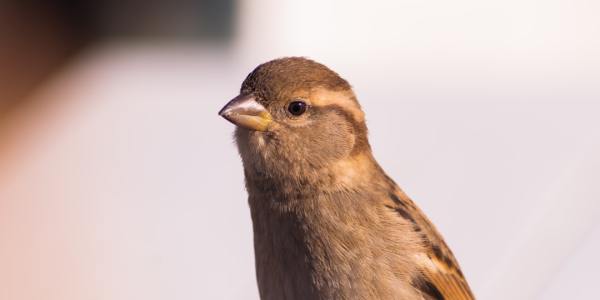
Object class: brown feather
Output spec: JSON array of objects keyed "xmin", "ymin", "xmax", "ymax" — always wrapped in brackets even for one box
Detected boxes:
[{"xmin": 386, "ymin": 190, "xmax": 475, "ymax": 300}]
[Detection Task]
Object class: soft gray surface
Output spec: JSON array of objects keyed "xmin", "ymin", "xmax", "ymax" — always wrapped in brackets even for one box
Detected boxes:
[
  {"xmin": 0, "ymin": 44, "xmax": 598, "ymax": 300},
  {"xmin": 1, "ymin": 1, "xmax": 599, "ymax": 298}
]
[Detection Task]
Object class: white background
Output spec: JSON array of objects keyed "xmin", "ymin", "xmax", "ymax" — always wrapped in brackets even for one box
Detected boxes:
[{"xmin": 1, "ymin": 1, "xmax": 599, "ymax": 299}]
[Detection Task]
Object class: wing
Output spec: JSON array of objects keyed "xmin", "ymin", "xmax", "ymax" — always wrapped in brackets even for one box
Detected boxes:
[
  {"xmin": 385, "ymin": 185, "xmax": 475, "ymax": 300},
  {"xmin": 414, "ymin": 253, "xmax": 474, "ymax": 300}
]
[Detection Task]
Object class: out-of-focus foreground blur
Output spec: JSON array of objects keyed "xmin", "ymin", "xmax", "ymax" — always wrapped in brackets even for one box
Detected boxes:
[{"xmin": 0, "ymin": 1, "xmax": 599, "ymax": 299}]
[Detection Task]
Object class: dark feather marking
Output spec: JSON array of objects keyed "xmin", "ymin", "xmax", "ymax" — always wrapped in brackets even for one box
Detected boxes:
[
  {"xmin": 387, "ymin": 192, "xmax": 465, "ymax": 278},
  {"xmin": 384, "ymin": 204, "xmax": 425, "ymax": 235},
  {"xmin": 414, "ymin": 277, "xmax": 445, "ymax": 300},
  {"xmin": 431, "ymin": 244, "xmax": 464, "ymax": 277},
  {"xmin": 389, "ymin": 193, "xmax": 407, "ymax": 207},
  {"xmin": 431, "ymin": 246, "xmax": 449, "ymax": 265},
  {"xmin": 383, "ymin": 174, "xmax": 397, "ymax": 187},
  {"xmin": 395, "ymin": 207, "xmax": 417, "ymax": 225}
]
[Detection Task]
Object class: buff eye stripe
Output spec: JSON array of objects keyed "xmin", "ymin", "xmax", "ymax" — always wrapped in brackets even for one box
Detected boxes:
[{"xmin": 309, "ymin": 88, "xmax": 364, "ymax": 122}]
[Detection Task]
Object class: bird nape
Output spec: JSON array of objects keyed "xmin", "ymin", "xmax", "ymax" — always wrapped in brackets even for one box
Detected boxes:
[{"xmin": 219, "ymin": 57, "xmax": 474, "ymax": 300}]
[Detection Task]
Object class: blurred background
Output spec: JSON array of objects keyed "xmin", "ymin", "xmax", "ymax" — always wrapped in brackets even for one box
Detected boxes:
[{"xmin": 0, "ymin": 0, "xmax": 599, "ymax": 299}]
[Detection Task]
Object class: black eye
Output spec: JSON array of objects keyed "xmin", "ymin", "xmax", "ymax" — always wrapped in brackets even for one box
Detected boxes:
[{"xmin": 287, "ymin": 101, "xmax": 307, "ymax": 116}]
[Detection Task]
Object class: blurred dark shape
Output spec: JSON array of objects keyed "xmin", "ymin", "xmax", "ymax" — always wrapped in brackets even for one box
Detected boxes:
[
  {"xmin": 95, "ymin": 0, "xmax": 236, "ymax": 39},
  {"xmin": 0, "ymin": 1, "xmax": 92, "ymax": 115},
  {"xmin": 0, "ymin": 0, "xmax": 236, "ymax": 116}
]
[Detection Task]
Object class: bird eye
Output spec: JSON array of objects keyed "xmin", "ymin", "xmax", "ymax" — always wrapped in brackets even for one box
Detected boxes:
[{"xmin": 287, "ymin": 101, "xmax": 307, "ymax": 116}]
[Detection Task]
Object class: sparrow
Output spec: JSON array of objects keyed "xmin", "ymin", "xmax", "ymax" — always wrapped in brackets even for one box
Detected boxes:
[{"xmin": 219, "ymin": 57, "xmax": 474, "ymax": 300}]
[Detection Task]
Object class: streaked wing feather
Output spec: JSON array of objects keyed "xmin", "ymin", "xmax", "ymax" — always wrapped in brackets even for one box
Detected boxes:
[
  {"xmin": 386, "ymin": 188, "xmax": 475, "ymax": 299},
  {"xmin": 417, "ymin": 253, "xmax": 474, "ymax": 300}
]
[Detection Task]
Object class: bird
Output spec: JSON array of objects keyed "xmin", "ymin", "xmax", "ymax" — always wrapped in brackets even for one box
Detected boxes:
[{"xmin": 219, "ymin": 57, "xmax": 474, "ymax": 300}]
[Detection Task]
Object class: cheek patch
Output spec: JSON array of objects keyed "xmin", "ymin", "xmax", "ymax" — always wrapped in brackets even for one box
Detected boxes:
[{"xmin": 303, "ymin": 112, "xmax": 356, "ymax": 165}]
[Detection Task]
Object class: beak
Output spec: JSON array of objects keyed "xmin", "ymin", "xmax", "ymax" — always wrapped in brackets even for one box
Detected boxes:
[{"xmin": 218, "ymin": 94, "xmax": 272, "ymax": 131}]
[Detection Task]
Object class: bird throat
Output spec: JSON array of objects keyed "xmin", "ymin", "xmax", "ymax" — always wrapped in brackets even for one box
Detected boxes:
[
  {"xmin": 244, "ymin": 151, "xmax": 379, "ymax": 208},
  {"xmin": 244, "ymin": 152, "xmax": 402, "ymax": 300}
]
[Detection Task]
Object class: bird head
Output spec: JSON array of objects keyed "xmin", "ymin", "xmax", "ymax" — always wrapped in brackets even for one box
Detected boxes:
[{"xmin": 219, "ymin": 57, "xmax": 371, "ymax": 181}]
